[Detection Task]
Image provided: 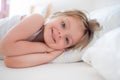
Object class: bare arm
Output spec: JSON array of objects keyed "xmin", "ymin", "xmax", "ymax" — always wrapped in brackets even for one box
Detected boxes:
[
  {"xmin": 0, "ymin": 14, "xmax": 53, "ymax": 56},
  {"xmin": 4, "ymin": 50, "xmax": 64, "ymax": 68}
]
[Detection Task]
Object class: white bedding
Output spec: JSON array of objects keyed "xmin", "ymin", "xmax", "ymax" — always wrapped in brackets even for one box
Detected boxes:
[
  {"xmin": 82, "ymin": 27, "xmax": 120, "ymax": 80},
  {"xmin": 0, "ymin": 3, "xmax": 119, "ymax": 80},
  {"xmin": 82, "ymin": 5, "xmax": 120, "ymax": 80},
  {"xmin": 0, "ymin": 61, "xmax": 104, "ymax": 80}
]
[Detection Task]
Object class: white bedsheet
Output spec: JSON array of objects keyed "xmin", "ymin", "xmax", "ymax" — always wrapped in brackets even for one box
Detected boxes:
[{"xmin": 0, "ymin": 61, "xmax": 104, "ymax": 80}]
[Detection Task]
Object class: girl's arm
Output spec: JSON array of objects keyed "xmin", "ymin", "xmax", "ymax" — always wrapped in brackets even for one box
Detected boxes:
[
  {"xmin": 4, "ymin": 50, "xmax": 64, "ymax": 68},
  {"xmin": 0, "ymin": 14, "xmax": 53, "ymax": 56}
]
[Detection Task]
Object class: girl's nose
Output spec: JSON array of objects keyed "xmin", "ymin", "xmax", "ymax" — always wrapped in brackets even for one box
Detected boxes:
[
  {"xmin": 58, "ymin": 31, "xmax": 61, "ymax": 38},
  {"xmin": 58, "ymin": 31, "xmax": 65, "ymax": 39}
]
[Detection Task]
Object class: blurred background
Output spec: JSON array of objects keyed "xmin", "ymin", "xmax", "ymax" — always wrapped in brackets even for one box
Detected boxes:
[{"xmin": 0, "ymin": 0, "xmax": 120, "ymax": 18}]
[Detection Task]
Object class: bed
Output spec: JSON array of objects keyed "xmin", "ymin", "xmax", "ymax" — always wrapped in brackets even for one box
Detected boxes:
[{"xmin": 0, "ymin": 1, "xmax": 120, "ymax": 80}]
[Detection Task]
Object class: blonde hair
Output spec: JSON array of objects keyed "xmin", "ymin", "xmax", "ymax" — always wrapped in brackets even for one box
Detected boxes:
[{"xmin": 49, "ymin": 10, "xmax": 100, "ymax": 50}]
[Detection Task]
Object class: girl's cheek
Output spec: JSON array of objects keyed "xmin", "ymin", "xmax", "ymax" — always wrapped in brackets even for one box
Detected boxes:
[{"xmin": 59, "ymin": 41, "xmax": 66, "ymax": 48}]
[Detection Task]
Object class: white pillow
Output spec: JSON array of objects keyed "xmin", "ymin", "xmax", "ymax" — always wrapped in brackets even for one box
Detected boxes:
[
  {"xmin": 52, "ymin": 48, "xmax": 83, "ymax": 63},
  {"xmin": 82, "ymin": 5, "xmax": 120, "ymax": 80},
  {"xmin": 52, "ymin": 5, "xmax": 120, "ymax": 63},
  {"xmin": 82, "ymin": 27, "xmax": 120, "ymax": 80}
]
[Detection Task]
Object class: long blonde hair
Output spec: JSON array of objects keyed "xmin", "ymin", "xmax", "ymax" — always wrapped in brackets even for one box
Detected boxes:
[{"xmin": 49, "ymin": 10, "xmax": 100, "ymax": 50}]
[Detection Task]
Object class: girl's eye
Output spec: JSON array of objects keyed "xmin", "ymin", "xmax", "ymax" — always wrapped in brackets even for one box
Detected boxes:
[
  {"xmin": 65, "ymin": 37, "xmax": 69, "ymax": 44},
  {"xmin": 61, "ymin": 21, "xmax": 66, "ymax": 28}
]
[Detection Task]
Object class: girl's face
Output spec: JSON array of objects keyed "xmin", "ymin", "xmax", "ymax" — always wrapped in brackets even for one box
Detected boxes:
[{"xmin": 44, "ymin": 16, "xmax": 85, "ymax": 49}]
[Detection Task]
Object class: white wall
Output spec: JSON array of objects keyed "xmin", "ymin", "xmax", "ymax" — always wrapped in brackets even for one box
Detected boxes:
[
  {"xmin": 9, "ymin": 0, "xmax": 120, "ymax": 16},
  {"xmin": 47, "ymin": 0, "xmax": 120, "ymax": 13},
  {"xmin": 92, "ymin": 0, "xmax": 120, "ymax": 10},
  {"xmin": 49, "ymin": 0, "xmax": 92, "ymax": 13}
]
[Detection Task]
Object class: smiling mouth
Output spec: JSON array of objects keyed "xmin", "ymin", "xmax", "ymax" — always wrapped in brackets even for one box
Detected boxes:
[{"xmin": 52, "ymin": 28, "xmax": 56, "ymax": 43}]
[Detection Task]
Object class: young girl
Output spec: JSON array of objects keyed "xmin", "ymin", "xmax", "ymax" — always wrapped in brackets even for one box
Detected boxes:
[{"xmin": 0, "ymin": 10, "xmax": 100, "ymax": 68}]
